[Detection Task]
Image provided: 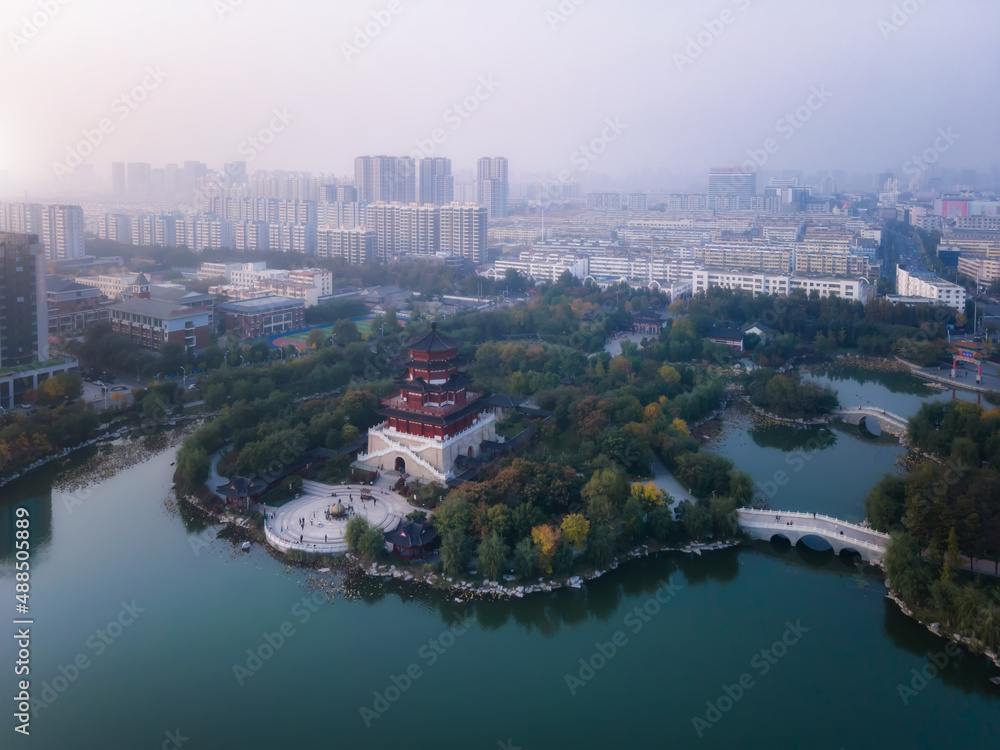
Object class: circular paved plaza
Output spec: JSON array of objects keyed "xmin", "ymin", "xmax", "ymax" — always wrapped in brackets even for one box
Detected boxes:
[{"xmin": 264, "ymin": 481, "xmax": 416, "ymax": 554}]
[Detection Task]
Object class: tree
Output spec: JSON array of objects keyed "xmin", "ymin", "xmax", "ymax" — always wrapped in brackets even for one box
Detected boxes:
[
  {"xmin": 586, "ymin": 523, "xmax": 615, "ymax": 568},
  {"xmin": 357, "ymin": 525, "xmax": 386, "ymax": 561},
  {"xmin": 431, "ymin": 496, "xmax": 472, "ymax": 537},
  {"xmin": 658, "ymin": 365, "xmax": 681, "ymax": 384},
  {"xmin": 344, "ymin": 516, "xmax": 370, "ymax": 552},
  {"xmin": 513, "ymin": 537, "xmax": 537, "ymax": 578},
  {"xmin": 531, "ymin": 524, "xmax": 561, "ymax": 574},
  {"xmin": 38, "ymin": 375, "xmax": 66, "ymax": 405},
  {"xmin": 884, "ymin": 532, "xmax": 932, "ymax": 606},
  {"xmin": 864, "ymin": 474, "xmax": 906, "ymax": 532},
  {"xmin": 943, "ymin": 527, "xmax": 961, "ymax": 582},
  {"xmin": 561, "ymin": 513, "xmax": 590, "ymax": 552},
  {"xmin": 681, "ymin": 500, "xmax": 712, "ymax": 540},
  {"xmin": 332, "ymin": 319, "xmax": 360, "ymax": 346},
  {"xmin": 306, "ymin": 328, "xmax": 329, "ymax": 349},
  {"xmin": 477, "ymin": 532, "xmax": 509, "ymax": 581},
  {"xmin": 173, "ymin": 444, "xmax": 209, "ymax": 495},
  {"xmin": 649, "ymin": 504, "xmax": 675, "ymax": 541},
  {"xmin": 440, "ymin": 529, "xmax": 471, "ymax": 576}
]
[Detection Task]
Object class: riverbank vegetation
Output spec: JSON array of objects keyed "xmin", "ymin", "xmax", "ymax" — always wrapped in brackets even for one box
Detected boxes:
[
  {"xmin": 746, "ymin": 368, "xmax": 839, "ymax": 418},
  {"xmin": 868, "ymin": 400, "xmax": 1000, "ymax": 653}
]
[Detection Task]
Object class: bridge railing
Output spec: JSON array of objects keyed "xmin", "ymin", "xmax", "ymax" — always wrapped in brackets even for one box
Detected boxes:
[
  {"xmin": 738, "ymin": 509, "xmax": 890, "ymax": 541},
  {"xmin": 737, "ymin": 519, "xmax": 887, "ymax": 553}
]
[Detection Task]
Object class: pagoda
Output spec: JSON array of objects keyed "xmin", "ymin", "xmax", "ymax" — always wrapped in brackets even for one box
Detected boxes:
[{"xmin": 354, "ymin": 323, "xmax": 496, "ymax": 483}]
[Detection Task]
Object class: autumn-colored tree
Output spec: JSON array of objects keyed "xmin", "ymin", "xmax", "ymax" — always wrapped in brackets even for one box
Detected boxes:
[
  {"xmin": 658, "ymin": 365, "xmax": 681, "ymax": 384},
  {"xmin": 630, "ymin": 482, "xmax": 667, "ymax": 511},
  {"xmin": 531, "ymin": 524, "xmax": 562, "ymax": 574},
  {"xmin": 561, "ymin": 513, "xmax": 590, "ymax": 552},
  {"xmin": 643, "ymin": 402, "xmax": 664, "ymax": 423},
  {"xmin": 38, "ymin": 375, "xmax": 66, "ymax": 405},
  {"xmin": 671, "ymin": 418, "xmax": 689, "ymax": 435}
]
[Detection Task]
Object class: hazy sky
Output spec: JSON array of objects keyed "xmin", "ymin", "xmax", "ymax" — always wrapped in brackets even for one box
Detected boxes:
[{"xmin": 3, "ymin": 0, "xmax": 998, "ymax": 190}]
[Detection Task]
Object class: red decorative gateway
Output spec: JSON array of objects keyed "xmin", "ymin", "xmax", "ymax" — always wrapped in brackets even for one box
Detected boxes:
[{"xmin": 379, "ymin": 323, "xmax": 483, "ymax": 441}]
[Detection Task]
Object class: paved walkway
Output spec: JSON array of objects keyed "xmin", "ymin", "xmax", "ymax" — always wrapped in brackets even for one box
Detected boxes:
[
  {"xmin": 643, "ymin": 457, "xmax": 697, "ymax": 519},
  {"xmin": 264, "ymin": 480, "xmax": 416, "ymax": 554},
  {"xmin": 604, "ymin": 331, "xmax": 646, "ymax": 358}
]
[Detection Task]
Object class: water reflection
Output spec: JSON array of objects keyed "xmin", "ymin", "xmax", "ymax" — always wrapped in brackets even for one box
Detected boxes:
[{"xmin": 749, "ymin": 423, "xmax": 837, "ymax": 452}]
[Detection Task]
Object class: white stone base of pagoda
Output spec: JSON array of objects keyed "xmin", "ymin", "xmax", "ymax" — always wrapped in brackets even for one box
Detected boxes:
[{"xmin": 354, "ymin": 413, "xmax": 496, "ymax": 484}]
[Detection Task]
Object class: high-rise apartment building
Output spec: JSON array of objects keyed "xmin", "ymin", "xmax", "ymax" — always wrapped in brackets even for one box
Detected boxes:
[
  {"xmin": 418, "ymin": 158, "xmax": 454, "ymax": 205},
  {"xmin": 354, "ymin": 156, "xmax": 416, "ymax": 204},
  {"xmin": 477, "ymin": 157, "xmax": 509, "ymax": 218},
  {"xmin": 317, "ymin": 228, "xmax": 375, "ymax": 264},
  {"xmin": 111, "ymin": 162, "xmax": 127, "ymax": 195},
  {"xmin": 440, "ymin": 203, "xmax": 487, "ymax": 264},
  {"xmin": 41, "ymin": 205, "xmax": 85, "ymax": 261},
  {"xmin": 708, "ymin": 168, "xmax": 756, "ymax": 208},
  {"xmin": 0, "ymin": 233, "xmax": 48, "ymax": 368}
]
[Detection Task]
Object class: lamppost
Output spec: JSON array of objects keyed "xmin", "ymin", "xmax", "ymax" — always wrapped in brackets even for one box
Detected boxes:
[
  {"xmin": 180, "ymin": 366, "xmax": 187, "ymax": 389},
  {"xmin": 239, "ymin": 355, "xmax": 245, "ymax": 368}
]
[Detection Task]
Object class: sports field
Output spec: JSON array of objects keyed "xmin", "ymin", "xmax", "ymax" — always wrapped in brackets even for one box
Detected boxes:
[{"xmin": 271, "ymin": 318, "xmax": 373, "ymax": 350}]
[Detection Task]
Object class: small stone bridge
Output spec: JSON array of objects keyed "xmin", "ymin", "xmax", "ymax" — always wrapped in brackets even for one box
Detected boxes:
[
  {"xmin": 831, "ymin": 406, "xmax": 908, "ymax": 438},
  {"xmin": 737, "ymin": 508, "xmax": 890, "ymax": 563}
]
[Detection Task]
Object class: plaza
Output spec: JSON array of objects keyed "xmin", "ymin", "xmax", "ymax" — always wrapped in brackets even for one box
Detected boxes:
[{"xmin": 264, "ymin": 478, "xmax": 417, "ymax": 554}]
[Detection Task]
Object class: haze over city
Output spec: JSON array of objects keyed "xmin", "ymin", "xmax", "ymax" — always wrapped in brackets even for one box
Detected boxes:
[{"xmin": 3, "ymin": 0, "xmax": 999, "ymax": 194}]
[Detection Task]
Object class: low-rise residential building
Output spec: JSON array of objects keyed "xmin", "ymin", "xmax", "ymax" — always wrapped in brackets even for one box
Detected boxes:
[
  {"xmin": 896, "ymin": 264, "xmax": 966, "ymax": 311},
  {"xmin": 957, "ymin": 256, "xmax": 1000, "ymax": 286},
  {"xmin": 692, "ymin": 269, "xmax": 873, "ymax": 303},
  {"xmin": 217, "ymin": 296, "xmax": 305, "ymax": 338}
]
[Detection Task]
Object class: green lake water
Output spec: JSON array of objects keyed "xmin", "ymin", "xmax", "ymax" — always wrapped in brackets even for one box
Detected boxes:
[{"xmin": 1, "ymin": 370, "xmax": 999, "ymax": 748}]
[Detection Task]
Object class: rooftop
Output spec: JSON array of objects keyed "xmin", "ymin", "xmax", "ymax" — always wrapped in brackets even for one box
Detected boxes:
[
  {"xmin": 217, "ymin": 295, "xmax": 305, "ymax": 314},
  {"xmin": 110, "ymin": 297, "xmax": 210, "ymax": 319}
]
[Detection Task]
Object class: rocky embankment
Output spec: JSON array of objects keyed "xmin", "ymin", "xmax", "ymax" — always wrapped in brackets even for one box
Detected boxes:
[{"xmin": 362, "ymin": 539, "xmax": 741, "ymax": 601}]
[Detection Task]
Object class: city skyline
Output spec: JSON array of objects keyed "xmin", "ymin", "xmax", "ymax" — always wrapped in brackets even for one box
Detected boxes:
[{"xmin": 2, "ymin": 0, "xmax": 998, "ymax": 194}]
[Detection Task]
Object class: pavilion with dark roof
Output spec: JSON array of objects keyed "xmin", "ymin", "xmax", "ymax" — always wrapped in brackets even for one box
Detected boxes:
[
  {"xmin": 216, "ymin": 476, "xmax": 267, "ymax": 510},
  {"xmin": 384, "ymin": 521, "xmax": 438, "ymax": 559}
]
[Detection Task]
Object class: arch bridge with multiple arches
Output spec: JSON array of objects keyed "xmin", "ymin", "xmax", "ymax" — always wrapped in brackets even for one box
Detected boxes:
[{"xmin": 737, "ymin": 508, "xmax": 890, "ymax": 564}]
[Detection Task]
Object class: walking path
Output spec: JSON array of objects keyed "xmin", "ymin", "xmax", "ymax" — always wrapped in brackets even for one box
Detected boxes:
[{"xmin": 643, "ymin": 457, "xmax": 697, "ymax": 519}]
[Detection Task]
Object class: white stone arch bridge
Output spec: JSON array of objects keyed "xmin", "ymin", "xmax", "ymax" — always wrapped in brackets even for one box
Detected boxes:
[
  {"xmin": 737, "ymin": 508, "xmax": 890, "ymax": 563},
  {"xmin": 831, "ymin": 406, "xmax": 908, "ymax": 438}
]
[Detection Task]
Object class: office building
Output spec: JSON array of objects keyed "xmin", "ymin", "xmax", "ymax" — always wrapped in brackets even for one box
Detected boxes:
[{"xmin": 0, "ymin": 233, "xmax": 48, "ymax": 368}]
